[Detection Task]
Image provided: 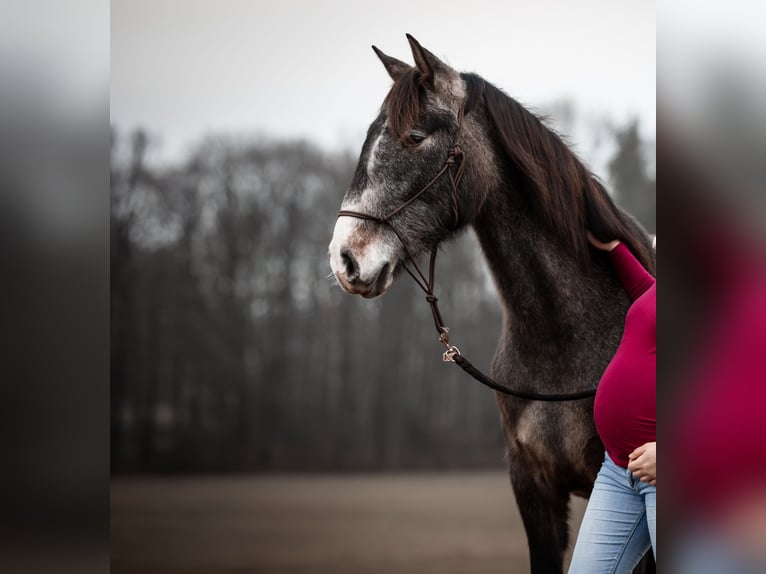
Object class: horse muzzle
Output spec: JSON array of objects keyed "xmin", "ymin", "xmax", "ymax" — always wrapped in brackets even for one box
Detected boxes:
[
  {"xmin": 329, "ymin": 213, "xmax": 399, "ymax": 298},
  {"xmin": 334, "ymin": 255, "xmax": 393, "ymax": 299}
]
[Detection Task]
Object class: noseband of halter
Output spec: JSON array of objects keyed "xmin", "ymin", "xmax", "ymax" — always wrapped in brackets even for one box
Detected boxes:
[{"xmin": 336, "ymin": 104, "xmax": 596, "ymax": 402}]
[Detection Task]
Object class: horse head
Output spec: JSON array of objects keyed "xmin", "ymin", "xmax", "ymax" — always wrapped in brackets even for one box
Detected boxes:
[{"xmin": 328, "ymin": 35, "xmax": 494, "ymax": 298}]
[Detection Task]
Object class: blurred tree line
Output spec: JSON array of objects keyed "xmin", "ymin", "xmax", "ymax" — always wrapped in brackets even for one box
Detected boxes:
[{"xmin": 110, "ymin": 116, "xmax": 655, "ymax": 473}]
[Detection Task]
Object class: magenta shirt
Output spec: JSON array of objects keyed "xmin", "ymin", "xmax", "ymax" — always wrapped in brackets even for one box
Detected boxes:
[{"xmin": 593, "ymin": 243, "xmax": 656, "ymax": 468}]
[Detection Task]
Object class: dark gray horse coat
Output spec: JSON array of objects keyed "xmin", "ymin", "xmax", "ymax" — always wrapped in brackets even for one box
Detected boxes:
[{"xmin": 329, "ymin": 35, "xmax": 655, "ymax": 573}]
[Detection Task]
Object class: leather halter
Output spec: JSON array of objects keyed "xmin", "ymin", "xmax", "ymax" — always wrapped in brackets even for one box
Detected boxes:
[{"xmin": 337, "ymin": 105, "xmax": 596, "ymax": 401}]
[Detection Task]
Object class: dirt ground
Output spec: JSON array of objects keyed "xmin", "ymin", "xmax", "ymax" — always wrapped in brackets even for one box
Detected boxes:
[{"xmin": 111, "ymin": 472, "xmax": 588, "ymax": 574}]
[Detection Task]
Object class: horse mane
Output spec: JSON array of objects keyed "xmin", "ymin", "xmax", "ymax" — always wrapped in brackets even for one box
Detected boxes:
[
  {"xmin": 475, "ymin": 75, "xmax": 655, "ymax": 273},
  {"xmin": 385, "ymin": 69, "xmax": 655, "ymax": 274}
]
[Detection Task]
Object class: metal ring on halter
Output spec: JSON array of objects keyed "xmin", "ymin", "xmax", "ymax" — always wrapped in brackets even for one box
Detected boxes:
[{"xmin": 442, "ymin": 346, "xmax": 461, "ymax": 362}]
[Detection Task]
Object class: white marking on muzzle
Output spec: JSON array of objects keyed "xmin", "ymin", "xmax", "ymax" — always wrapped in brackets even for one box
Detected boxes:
[{"xmin": 329, "ymin": 197, "xmax": 398, "ymax": 289}]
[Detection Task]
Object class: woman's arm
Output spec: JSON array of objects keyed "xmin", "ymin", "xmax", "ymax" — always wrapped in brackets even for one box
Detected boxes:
[{"xmin": 588, "ymin": 233, "xmax": 655, "ymax": 302}]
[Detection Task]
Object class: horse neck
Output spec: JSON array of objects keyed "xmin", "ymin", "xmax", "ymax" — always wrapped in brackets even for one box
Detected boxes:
[{"xmin": 469, "ymin": 173, "xmax": 590, "ymax": 338}]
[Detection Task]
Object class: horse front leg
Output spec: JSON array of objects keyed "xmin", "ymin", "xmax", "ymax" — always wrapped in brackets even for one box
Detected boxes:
[{"xmin": 509, "ymin": 463, "xmax": 571, "ymax": 574}]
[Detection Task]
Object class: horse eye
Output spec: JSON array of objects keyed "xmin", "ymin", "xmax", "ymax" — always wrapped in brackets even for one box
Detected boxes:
[{"xmin": 407, "ymin": 132, "xmax": 427, "ymax": 146}]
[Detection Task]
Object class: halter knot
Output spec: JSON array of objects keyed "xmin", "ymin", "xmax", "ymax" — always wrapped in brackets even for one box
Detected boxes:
[{"xmin": 445, "ymin": 144, "xmax": 463, "ymax": 166}]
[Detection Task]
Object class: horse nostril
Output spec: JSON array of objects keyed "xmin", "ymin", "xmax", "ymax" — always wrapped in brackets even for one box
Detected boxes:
[{"xmin": 341, "ymin": 249, "xmax": 360, "ymax": 283}]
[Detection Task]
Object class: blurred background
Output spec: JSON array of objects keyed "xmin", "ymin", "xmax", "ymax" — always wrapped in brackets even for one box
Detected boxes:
[
  {"xmin": 109, "ymin": 1, "xmax": 655, "ymax": 572},
  {"xmin": 7, "ymin": 1, "xmax": 766, "ymax": 572},
  {"xmin": 110, "ymin": 0, "xmax": 656, "ymax": 475}
]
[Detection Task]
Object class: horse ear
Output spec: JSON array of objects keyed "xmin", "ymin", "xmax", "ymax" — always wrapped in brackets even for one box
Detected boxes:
[
  {"xmin": 406, "ymin": 33, "xmax": 450, "ymax": 92},
  {"xmin": 372, "ymin": 45, "xmax": 411, "ymax": 82}
]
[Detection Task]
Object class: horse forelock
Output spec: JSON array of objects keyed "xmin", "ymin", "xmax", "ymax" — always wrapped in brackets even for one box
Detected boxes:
[
  {"xmin": 384, "ymin": 69, "xmax": 425, "ymax": 146},
  {"xmin": 384, "ymin": 68, "xmax": 471, "ymax": 141}
]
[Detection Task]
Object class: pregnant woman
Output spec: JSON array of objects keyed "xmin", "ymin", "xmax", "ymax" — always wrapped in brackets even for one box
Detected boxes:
[{"xmin": 568, "ymin": 233, "xmax": 657, "ymax": 573}]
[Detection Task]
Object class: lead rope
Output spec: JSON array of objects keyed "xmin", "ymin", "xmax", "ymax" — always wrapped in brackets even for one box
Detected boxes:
[{"xmin": 338, "ymin": 106, "xmax": 596, "ymax": 402}]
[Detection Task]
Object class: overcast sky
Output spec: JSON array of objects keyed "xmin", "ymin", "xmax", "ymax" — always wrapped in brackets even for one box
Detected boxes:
[{"xmin": 111, "ymin": 0, "xmax": 655, "ymax": 169}]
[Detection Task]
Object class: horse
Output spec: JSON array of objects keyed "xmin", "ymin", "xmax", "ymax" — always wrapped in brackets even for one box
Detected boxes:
[{"xmin": 328, "ymin": 35, "xmax": 656, "ymax": 574}]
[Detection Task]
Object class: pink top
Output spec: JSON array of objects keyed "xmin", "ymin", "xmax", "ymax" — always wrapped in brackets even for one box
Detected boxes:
[{"xmin": 593, "ymin": 243, "xmax": 656, "ymax": 468}]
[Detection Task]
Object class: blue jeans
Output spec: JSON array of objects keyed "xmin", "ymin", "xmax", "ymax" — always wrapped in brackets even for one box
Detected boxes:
[{"xmin": 568, "ymin": 453, "xmax": 656, "ymax": 574}]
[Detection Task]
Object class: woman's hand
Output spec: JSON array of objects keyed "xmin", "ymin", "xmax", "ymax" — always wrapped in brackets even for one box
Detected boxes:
[
  {"xmin": 628, "ymin": 442, "xmax": 656, "ymax": 486},
  {"xmin": 587, "ymin": 232, "xmax": 621, "ymax": 252}
]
